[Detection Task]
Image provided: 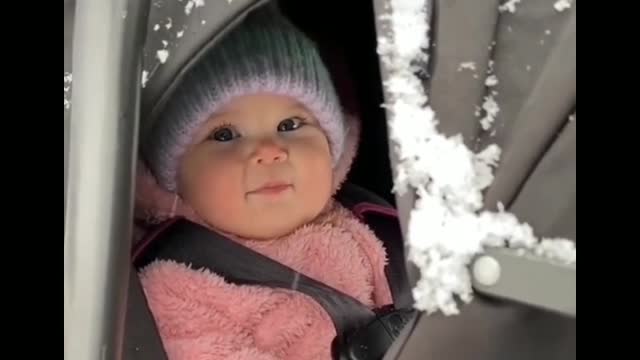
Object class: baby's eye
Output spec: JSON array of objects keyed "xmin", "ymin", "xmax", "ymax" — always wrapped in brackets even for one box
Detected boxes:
[
  {"xmin": 277, "ymin": 117, "xmax": 304, "ymax": 132},
  {"xmin": 208, "ymin": 126, "xmax": 238, "ymax": 142}
]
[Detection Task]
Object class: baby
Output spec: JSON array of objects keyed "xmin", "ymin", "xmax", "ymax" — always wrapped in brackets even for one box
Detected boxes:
[{"xmin": 135, "ymin": 6, "xmax": 394, "ymax": 359}]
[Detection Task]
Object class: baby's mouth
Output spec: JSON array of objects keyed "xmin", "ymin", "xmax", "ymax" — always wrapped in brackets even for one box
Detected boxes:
[{"xmin": 247, "ymin": 182, "xmax": 293, "ymax": 196}]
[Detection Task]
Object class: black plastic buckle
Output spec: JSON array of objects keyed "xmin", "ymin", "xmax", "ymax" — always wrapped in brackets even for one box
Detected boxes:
[{"xmin": 338, "ymin": 306, "xmax": 418, "ymax": 360}]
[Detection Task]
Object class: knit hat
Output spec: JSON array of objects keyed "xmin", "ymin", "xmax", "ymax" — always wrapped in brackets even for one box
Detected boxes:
[{"xmin": 142, "ymin": 6, "xmax": 346, "ymax": 192}]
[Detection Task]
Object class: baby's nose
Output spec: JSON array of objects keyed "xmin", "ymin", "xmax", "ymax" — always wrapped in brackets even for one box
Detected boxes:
[{"xmin": 251, "ymin": 141, "xmax": 288, "ymax": 165}]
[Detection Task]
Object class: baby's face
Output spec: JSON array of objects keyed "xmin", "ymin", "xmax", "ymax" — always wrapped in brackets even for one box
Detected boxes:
[{"xmin": 178, "ymin": 94, "xmax": 333, "ymax": 239}]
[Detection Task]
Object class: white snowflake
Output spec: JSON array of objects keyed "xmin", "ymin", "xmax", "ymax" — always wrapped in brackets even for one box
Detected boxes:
[
  {"xmin": 569, "ymin": 112, "xmax": 576, "ymax": 122},
  {"xmin": 162, "ymin": 40, "xmax": 169, "ymax": 48},
  {"xmin": 498, "ymin": 0, "xmax": 522, "ymax": 13},
  {"xmin": 165, "ymin": 17, "xmax": 173, "ymax": 30},
  {"xmin": 141, "ymin": 70, "xmax": 149, "ymax": 88},
  {"xmin": 458, "ymin": 62, "xmax": 477, "ymax": 72},
  {"xmin": 185, "ymin": 2, "xmax": 194, "ymax": 15},
  {"xmin": 554, "ymin": 0, "xmax": 572, "ymax": 12},
  {"xmin": 156, "ymin": 49, "xmax": 169, "ymax": 64},
  {"xmin": 177, "ymin": 30, "xmax": 185, "ymax": 38},
  {"xmin": 379, "ymin": 0, "xmax": 575, "ymax": 315},
  {"xmin": 153, "ymin": 24, "xmax": 160, "ymax": 31},
  {"xmin": 479, "ymin": 95, "xmax": 499, "ymax": 130},
  {"xmin": 485, "ymin": 75, "xmax": 499, "ymax": 87},
  {"xmin": 185, "ymin": 0, "xmax": 205, "ymax": 15}
]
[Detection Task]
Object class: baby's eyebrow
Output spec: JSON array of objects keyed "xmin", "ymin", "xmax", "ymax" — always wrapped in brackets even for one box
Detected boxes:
[
  {"xmin": 289, "ymin": 104, "xmax": 311, "ymax": 113},
  {"xmin": 288, "ymin": 105, "xmax": 316, "ymax": 121},
  {"xmin": 204, "ymin": 111, "xmax": 236, "ymax": 126}
]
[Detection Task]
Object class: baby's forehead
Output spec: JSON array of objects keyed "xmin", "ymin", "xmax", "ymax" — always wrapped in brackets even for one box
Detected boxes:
[{"xmin": 209, "ymin": 95, "xmax": 314, "ymax": 122}]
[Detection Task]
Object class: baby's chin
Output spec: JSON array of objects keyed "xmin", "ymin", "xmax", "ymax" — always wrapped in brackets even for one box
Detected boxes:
[
  {"xmin": 208, "ymin": 207, "xmax": 324, "ymax": 241},
  {"xmin": 234, "ymin": 216, "xmax": 314, "ymax": 240}
]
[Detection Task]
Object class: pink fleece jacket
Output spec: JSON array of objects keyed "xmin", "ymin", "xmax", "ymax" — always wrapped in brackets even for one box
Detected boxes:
[{"xmin": 138, "ymin": 201, "xmax": 393, "ymax": 359}]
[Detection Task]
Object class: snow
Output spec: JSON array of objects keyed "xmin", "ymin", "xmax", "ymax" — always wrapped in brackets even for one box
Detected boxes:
[
  {"xmin": 554, "ymin": 0, "xmax": 572, "ymax": 12},
  {"xmin": 153, "ymin": 24, "xmax": 160, "ymax": 31},
  {"xmin": 479, "ymin": 94, "xmax": 499, "ymax": 130},
  {"xmin": 64, "ymin": 72, "xmax": 72, "ymax": 110},
  {"xmin": 480, "ymin": 71, "xmax": 499, "ymax": 130},
  {"xmin": 177, "ymin": 30, "xmax": 185, "ymax": 38},
  {"xmin": 379, "ymin": 0, "xmax": 576, "ymax": 315},
  {"xmin": 201, "ymin": 20, "xmax": 207, "ymax": 25},
  {"xmin": 569, "ymin": 112, "xmax": 576, "ymax": 122},
  {"xmin": 535, "ymin": 238, "xmax": 576, "ymax": 264},
  {"xmin": 141, "ymin": 70, "xmax": 149, "ymax": 88},
  {"xmin": 165, "ymin": 17, "xmax": 173, "ymax": 30},
  {"xmin": 545, "ymin": 29, "xmax": 552, "ymax": 35},
  {"xmin": 526, "ymin": 65, "xmax": 532, "ymax": 71},
  {"xmin": 185, "ymin": 1, "xmax": 194, "ymax": 15},
  {"xmin": 162, "ymin": 40, "xmax": 169, "ymax": 48},
  {"xmin": 185, "ymin": 0, "xmax": 205, "ymax": 15},
  {"xmin": 485, "ymin": 75, "xmax": 499, "ymax": 87},
  {"xmin": 458, "ymin": 62, "xmax": 477, "ymax": 72},
  {"xmin": 156, "ymin": 49, "xmax": 170, "ymax": 64},
  {"xmin": 498, "ymin": 0, "xmax": 522, "ymax": 13}
]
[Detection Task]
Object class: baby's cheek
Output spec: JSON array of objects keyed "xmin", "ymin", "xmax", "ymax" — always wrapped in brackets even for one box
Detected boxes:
[
  {"xmin": 190, "ymin": 168, "xmax": 246, "ymax": 226},
  {"xmin": 300, "ymin": 150, "xmax": 332, "ymax": 193}
]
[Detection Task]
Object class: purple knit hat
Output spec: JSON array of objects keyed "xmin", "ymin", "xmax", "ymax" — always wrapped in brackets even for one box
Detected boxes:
[{"xmin": 142, "ymin": 7, "xmax": 346, "ymax": 192}]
